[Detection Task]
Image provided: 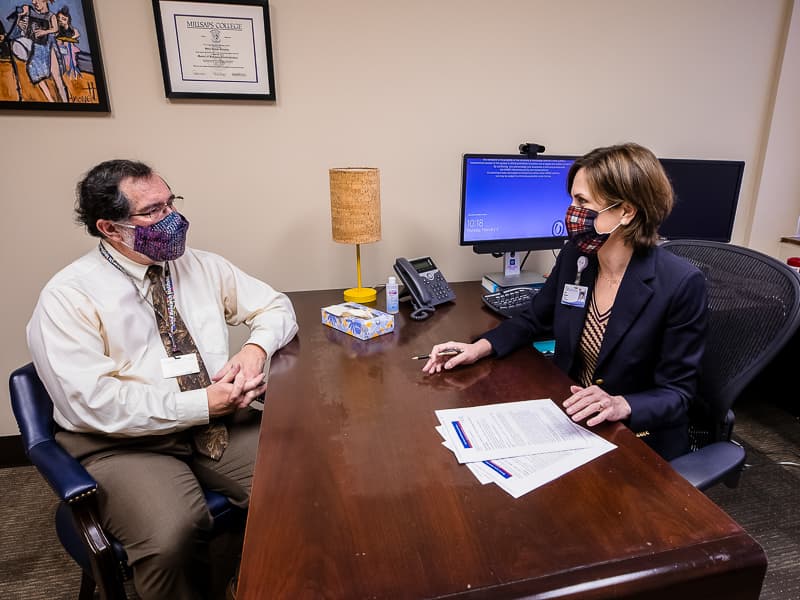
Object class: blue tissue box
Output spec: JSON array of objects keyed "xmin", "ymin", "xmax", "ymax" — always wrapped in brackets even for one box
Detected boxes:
[{"xmin": 321, "ymin": 302, "xmax": 395, "ymax": 340}]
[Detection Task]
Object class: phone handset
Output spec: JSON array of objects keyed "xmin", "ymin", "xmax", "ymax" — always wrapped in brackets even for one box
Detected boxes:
[{"xmin": 393, "ymin": 256, "xmax": 456, "ymax": 321}]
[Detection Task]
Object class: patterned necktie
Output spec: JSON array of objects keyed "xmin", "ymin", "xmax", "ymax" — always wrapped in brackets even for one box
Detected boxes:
[{"xmin": 147, "ymin": 265, "xmax": 229, "ymax": 460}]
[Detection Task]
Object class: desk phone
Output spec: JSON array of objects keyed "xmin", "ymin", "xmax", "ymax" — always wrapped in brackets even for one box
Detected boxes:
[{"xmin": 393, "ymin": 256, "xmax": 456, "ymax": 320}]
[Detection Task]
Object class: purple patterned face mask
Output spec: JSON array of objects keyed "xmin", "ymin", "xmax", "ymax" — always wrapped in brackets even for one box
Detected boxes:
[{"xmin": 116, "ymin": 211, "xmax": 189, "ymax": 261}]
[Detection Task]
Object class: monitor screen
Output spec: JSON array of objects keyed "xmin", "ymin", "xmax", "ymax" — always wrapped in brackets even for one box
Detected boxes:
[
  {"xmin": 460, "ymin": 154, "xmax": 576, "ymax": 254},
  {"xmin": 658, "ymin": 158, "xmax": 745, "ymax": 243}
]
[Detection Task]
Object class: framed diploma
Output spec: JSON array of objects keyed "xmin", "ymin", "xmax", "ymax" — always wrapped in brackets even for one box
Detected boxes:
[{"xmin": 152, "ymin": 0, "xmax": 276, "ymax": 100}]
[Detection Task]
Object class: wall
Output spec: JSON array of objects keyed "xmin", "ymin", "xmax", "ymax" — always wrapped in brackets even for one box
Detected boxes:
[
  {"xmin": 0, "ymin": 0, "xmax": 794, "ymax": 436},
  {"xmin": 749, "ymin": 0, "xmax": 800, "ymax": 254}
]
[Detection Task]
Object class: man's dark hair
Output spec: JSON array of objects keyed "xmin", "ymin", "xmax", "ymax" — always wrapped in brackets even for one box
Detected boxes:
[{"xmin": 75, "ymin": 160, "xmax": 153, "ymax": 237}]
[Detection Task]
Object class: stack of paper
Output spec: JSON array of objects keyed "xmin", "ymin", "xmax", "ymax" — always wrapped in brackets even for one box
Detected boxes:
[{"xmin": 435, "ymin": 399, "xmax": 616, "ymax": 498}]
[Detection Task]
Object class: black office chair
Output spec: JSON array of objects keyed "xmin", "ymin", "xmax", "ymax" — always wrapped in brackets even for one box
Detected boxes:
[
  {"xmin": 9, "ymin": 362, "xmax": 246, "ymax": 600},
  {"xmin": 661, "ymin": 240, "xmax": 800, "ymax": 491}
]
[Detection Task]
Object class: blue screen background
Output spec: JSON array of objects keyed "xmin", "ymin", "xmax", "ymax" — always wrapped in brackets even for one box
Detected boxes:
[{"xmin": 462, "ymin": 156, "xmax": 574, "ymax": 243}]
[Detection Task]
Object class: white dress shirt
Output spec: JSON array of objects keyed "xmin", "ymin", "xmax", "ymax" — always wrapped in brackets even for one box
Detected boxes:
[{"xmin": 27, "ymin": 242, "xmax": 298, "ymax": 436}]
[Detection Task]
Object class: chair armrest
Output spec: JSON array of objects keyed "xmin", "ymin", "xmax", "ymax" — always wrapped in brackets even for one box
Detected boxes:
[
  {"xmin": 55, "ymin": 490, "xmax": 128, "ymax": 599},
  {"xmin": 67, "ymin": 495, "xmax": 128, "ymax": 599},
  {"xmin": 670, "ymin": 441, "xmax": 746, "ymax": 491},
  {"xmin": 34, "ymin": 440, "xmax": 129, "ymax": 599},
  {"xmin": 27, "ymin": 439, "xmax": 97, "ymax": 502}
]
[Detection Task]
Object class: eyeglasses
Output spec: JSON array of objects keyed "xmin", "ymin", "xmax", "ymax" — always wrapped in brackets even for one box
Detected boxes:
[{"xmin": 128, "ymin": 195, "xmax": 184, "ymax": 221}]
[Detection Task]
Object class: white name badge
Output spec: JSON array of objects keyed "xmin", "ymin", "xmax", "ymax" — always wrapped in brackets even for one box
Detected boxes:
[
  {"xmin": 161, "ymin": 353, "xmax": 201, "ymax": 379},
  {"xmin": 561, "ymin": 283, "xmax": 589, "ymax": 308}
]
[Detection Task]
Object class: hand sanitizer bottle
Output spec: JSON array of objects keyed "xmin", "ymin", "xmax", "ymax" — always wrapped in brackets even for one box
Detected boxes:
[{"xmin": 386, "ymin": 276, "xmax": 399, "ymax": 313}]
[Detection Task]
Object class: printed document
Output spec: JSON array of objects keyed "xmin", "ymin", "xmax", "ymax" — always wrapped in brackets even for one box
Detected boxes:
[
  {"xmin": 435, "ymin": 399, "xmax": 616, "ymax": 498},
  {"xmin": 435, "ymin": 398, "xmax": 591, "ymax": 463}
]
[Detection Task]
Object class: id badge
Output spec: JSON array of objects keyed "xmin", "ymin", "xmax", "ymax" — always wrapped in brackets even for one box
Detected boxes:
[
  {"xmin": 161, "ymin": 353, "xmax": 201, "ymax": 378},
  {"xmin": 561, "ymin": 283, "xmax": 589, "ymax": 308}
]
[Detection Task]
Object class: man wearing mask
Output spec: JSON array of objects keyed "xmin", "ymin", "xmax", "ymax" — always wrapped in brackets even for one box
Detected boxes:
[{"xmin": 27, "ymin": 159, "xmax": 299, "ymax": 599}]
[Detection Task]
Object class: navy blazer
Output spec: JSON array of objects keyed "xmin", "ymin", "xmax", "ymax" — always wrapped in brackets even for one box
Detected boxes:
[{"xmin": 481, "ymin": 243, "xmax": 708, "ymax": 460}]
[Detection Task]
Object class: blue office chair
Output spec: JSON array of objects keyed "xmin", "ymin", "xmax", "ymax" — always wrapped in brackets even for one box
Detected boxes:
[
  {"xmin": 9, "ymin": 362, "xmax": 246, "ymax": 600},
  {"xmin": 662, "ymin": 240, "xmax": 800, "ymax": 491}
]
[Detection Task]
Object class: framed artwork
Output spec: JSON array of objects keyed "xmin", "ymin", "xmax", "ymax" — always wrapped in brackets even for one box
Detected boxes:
[
  {"xmin": 152, "ymin": 0, "xmax": 276, "ymax": 101},
  {"xmin": 0, "ymin": 0, "xmax": 109, "ymax": 111}
]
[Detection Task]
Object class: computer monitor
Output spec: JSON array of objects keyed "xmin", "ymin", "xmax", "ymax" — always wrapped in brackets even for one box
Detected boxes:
[
  {"xmin": 658, "ymin": 158, "xmax": 745, "ymax": 243},
  {"xmin": 459, "ymin": 154, "xmax": 576, "ymax": 254}
]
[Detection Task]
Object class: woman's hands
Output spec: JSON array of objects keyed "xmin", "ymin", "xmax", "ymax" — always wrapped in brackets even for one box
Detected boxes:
[
  {"xmin": 421, "ymin": 339, "xmax": 493, "ymax": 374},
  {"xmin": 563, "ymin": 384, "xmax": 631, "ymax": 426},
  {"xmin": 421, "ymin": 340, "xmax": 630, "ymax": 430}
]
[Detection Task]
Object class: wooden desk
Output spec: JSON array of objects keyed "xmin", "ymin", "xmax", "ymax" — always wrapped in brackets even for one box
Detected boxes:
[{"xmin": 238, "ymin": 282, "xmax": 766, "ymax": 599}]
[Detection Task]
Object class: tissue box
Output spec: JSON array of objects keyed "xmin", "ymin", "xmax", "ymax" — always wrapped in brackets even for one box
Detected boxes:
[{"xmin": 321, "ymin": 302, "xmax": 395, "ymax": 340}]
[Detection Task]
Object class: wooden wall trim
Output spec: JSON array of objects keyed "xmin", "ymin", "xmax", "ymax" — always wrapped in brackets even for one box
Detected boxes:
[{"xmin": 0, "ymin": 435, "xmax": 30, "ymax": 468}]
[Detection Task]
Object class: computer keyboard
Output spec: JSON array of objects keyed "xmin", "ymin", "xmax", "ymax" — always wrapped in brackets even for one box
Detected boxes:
[{"xmin": 482, "ymin": 286, "xmax": 540, "ymax": 318}]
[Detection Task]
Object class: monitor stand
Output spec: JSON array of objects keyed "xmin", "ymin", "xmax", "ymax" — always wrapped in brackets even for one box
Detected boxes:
[{"xmin": 483, "ymin": 251, "xmax": 545, "ymax": 289}]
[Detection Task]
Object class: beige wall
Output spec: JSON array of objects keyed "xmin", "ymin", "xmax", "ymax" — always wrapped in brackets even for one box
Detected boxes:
[
  {"xmin": 750, "ymin": 0, "xmax": 800, "ymax": 253},
  {"xmin": 1, "ymin": 0, "xmax": 796, "ymax": 437}
]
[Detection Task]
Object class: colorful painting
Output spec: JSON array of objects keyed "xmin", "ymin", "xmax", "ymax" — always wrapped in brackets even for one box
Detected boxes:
[{"xmin": 0, "ymin": 0, "xmax": 109, "ymax": 111}]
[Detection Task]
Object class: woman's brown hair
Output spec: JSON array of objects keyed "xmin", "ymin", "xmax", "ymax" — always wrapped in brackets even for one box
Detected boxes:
[{"xmin": 567, "ymin": 143, "xmax": 673, "ymax": 250}]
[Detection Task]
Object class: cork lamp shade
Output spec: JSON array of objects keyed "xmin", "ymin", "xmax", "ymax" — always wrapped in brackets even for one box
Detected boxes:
[{"xmin": 330, "ymin": 168, "xmax": 382, "ymax": 303}]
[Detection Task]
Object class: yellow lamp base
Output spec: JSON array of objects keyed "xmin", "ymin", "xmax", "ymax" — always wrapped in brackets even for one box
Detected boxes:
[{"xmin": 344, "ymin": 286, "xmax": 377, "ymax": 303}]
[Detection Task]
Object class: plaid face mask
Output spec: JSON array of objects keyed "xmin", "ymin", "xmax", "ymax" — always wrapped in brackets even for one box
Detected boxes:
[
  {"xmin": 118, "ymin": 211, "xmax": 189, "ymax": 261},
  {"xmin": 565, "ymin": 203, "xmax": 621, "ymax": 254}
]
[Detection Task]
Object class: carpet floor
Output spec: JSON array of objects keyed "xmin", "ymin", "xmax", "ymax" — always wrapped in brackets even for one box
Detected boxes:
[{"xmin": 707, "ymin": 399, "xmax": 800, "ymax": 600}]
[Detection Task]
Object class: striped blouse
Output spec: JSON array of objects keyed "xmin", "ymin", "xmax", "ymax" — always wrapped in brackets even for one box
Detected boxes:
[{"xmin": 576, "ymin": 292, "xmax": 612, "ymax": 387}]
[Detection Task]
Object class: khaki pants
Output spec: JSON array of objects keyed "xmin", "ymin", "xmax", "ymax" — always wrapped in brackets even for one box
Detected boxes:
[{"xmin": 57, "ymin": 408, "xmax": 261, "ymax": 600}]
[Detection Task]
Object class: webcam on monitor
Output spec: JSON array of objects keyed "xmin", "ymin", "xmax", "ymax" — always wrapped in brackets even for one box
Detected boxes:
[{"xmin": 519, "ymin": 143, "xmax": 546, "ymax": 157}]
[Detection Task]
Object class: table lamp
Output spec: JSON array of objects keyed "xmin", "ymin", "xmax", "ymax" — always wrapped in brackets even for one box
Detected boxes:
[{"xmin": 330, "ymin": 167, "xmax": 382, "ymax": 303}]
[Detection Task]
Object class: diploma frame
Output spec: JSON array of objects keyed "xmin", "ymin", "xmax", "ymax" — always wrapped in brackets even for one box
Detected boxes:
[{"xmin": 152, "ymin": 0, "xmax": 276, "ymax": 100}]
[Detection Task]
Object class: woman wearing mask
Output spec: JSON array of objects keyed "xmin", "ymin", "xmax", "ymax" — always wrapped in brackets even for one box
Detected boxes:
[{"xmin": 422, "ymin": 142, "xmax": 708, "ymax": 460}]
